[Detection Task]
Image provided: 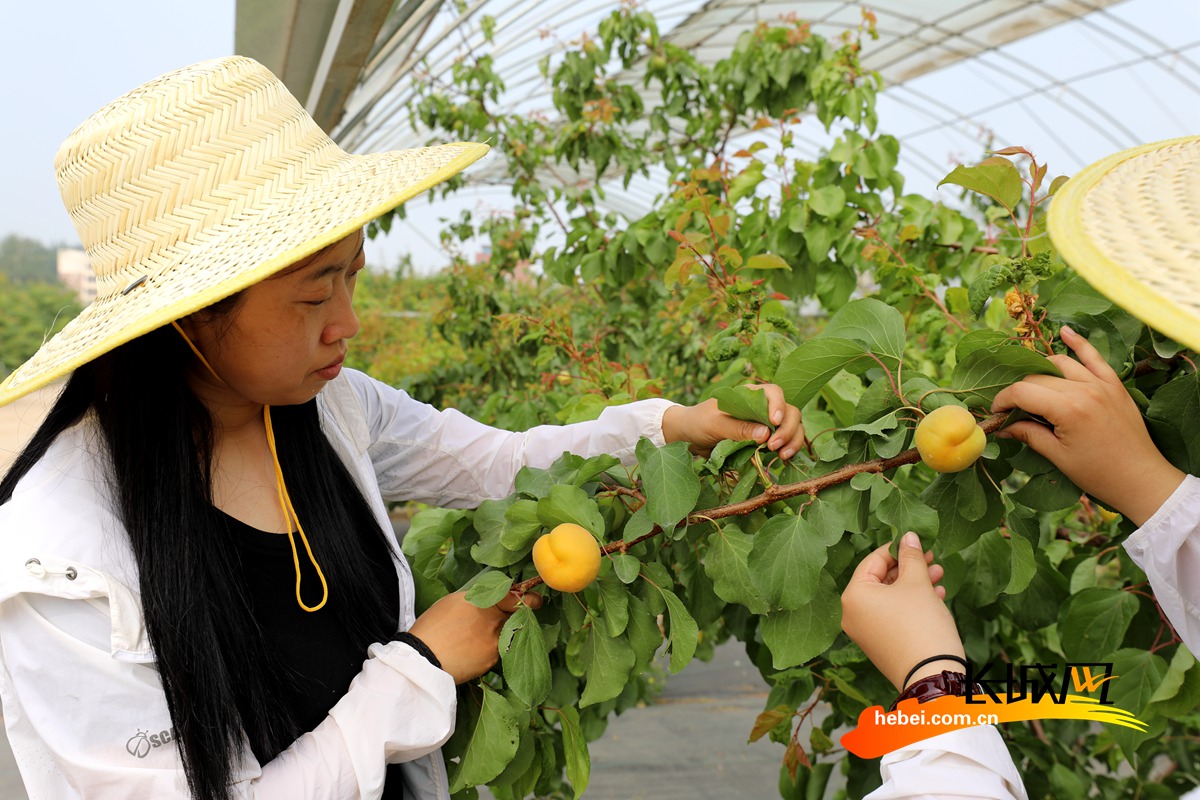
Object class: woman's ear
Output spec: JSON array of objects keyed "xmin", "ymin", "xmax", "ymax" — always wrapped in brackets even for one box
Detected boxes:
[{"xmin": 174, "ymin": 315, "xmax": 200, "ymax": 340}]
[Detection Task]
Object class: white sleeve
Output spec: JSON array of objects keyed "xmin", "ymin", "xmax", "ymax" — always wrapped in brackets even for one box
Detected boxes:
[
  {"xmin": 868, "ymin": 726, "xmax": 1027, "ymax": 799},
  {"xmin": 1122, "ymin": 473, "xmax": 1200, "ymax": 657},
  {"xmin": 346, "ymin": 370, "xmax": 677, "ymax": 507},
  {"xmin": 0, "ymin": 594, "xmax": 455, "ymax": 799}
]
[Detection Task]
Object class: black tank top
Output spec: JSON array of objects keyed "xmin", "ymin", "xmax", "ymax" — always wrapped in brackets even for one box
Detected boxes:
[{"xmin": 221, "ymin": 509, "xmax": 407, "ymax": 798}]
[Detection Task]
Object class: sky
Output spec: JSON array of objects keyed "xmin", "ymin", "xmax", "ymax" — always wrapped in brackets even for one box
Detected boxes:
[{"xmin": 1, "ymin": 0, "xmax": 1197, "ymax": 274}]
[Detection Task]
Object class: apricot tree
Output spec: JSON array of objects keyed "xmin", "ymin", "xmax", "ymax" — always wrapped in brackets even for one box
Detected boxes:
[{"xmin": 358, "ymin": 8, "xmax": 1200, "ymax": 799}]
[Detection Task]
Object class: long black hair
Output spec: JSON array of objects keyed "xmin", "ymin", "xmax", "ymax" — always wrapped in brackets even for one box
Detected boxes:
[{"xmin": 0, "ymin": 310, "xmax": 399, "ymax": 800}]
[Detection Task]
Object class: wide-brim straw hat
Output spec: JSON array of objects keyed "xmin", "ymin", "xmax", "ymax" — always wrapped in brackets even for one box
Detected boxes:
[
  {"xmin": 0, "ymin": 56, "xmax": 488, "ymax": 406},
  {"xmin": 1047, "ymin": 134, "xmax": 1200, "ymax": 353}
]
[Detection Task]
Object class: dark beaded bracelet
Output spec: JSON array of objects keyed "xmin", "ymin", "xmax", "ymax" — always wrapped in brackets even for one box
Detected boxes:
[
  {"xmin": 394, "ymin": 631, "xmax": 443, "ymax": 670},
  {"xmin": 888, "ymin": 671, "xmax": 984, "ymax": 712},
  {"xmin": 901, "ymin": 654, "xmax": 970, "ymax": 690}
]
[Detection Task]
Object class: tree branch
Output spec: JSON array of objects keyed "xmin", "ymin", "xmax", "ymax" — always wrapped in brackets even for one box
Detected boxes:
[{"xmin": 513, "ymin": 411, "xmax": 1013, "ymax": 592}]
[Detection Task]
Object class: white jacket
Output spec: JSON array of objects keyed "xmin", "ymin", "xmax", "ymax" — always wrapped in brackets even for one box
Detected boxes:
[
  {"xmin": 0, "ymin": 369, "xmax": 674, "ymax": 799},
  {"xmin": 1122, "ymin": 473, "xmax": 1200, "ymax": 657}
]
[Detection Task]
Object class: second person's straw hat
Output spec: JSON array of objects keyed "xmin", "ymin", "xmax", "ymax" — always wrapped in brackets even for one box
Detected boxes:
[{"xmin": 1047, "ymin": 134, "xmax": 1200, "ymax": 353}]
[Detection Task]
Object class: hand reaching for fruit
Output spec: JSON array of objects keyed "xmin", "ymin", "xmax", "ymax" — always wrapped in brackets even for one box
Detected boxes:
[{"xmin": 661, "ymin": 382, "xmax": 805, "ymax": 459}]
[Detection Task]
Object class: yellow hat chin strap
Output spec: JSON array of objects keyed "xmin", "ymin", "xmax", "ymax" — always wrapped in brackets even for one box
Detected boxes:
[{"xmin": 171, "ymin": 321, "xmax": 329, "ymax": 612}]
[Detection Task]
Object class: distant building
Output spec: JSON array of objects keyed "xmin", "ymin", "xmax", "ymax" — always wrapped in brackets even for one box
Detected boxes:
[{"xmin": 57, "ymin": 249, "xmax": 96, "ymax": 304}]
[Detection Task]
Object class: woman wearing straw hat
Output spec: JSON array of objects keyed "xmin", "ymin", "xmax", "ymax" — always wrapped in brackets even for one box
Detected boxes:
[{"xmin": 0, "ymin": 57, "xmax": 805, "ymax": 800}]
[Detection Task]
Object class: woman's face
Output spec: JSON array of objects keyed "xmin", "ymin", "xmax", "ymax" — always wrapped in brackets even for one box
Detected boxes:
[{"xmin": 188, "ymin": 229, "xmax": 366, "ymax": 407}]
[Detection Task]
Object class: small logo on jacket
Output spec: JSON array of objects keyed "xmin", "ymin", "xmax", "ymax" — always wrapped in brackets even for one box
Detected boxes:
[{"xmin": 126, "ymin": 727, "xmax": 176, "ymax": 758}]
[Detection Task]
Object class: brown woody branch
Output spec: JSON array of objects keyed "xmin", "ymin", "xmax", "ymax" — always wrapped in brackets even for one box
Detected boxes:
[{"xmin": 512, "ymin": 411, "xmax": 1013, "ymax": 593}]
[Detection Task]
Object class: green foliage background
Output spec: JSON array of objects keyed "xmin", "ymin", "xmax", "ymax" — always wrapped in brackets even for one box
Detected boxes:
[
  {"xmin": 356, "ymin": 8, "xmax": 1200, "ymax": 800},
  {"xmin": 0, "ymin": 274, "xmax": 82, "ymax": 377}
]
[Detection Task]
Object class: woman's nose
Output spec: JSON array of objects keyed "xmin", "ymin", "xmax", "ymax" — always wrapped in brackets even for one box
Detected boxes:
[{"xmin": 323, "ymin": 294, "xmax": 360, "ymax": 344}]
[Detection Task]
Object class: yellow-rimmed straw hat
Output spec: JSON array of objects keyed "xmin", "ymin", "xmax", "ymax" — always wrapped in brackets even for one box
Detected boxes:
[
  {"xmin": 0, "ymin": 55, "xmax": 488, "ymax": 406},
  {"xmin": 1047, "ymin": 134, "xmax": 1200, "ymax": 353}
]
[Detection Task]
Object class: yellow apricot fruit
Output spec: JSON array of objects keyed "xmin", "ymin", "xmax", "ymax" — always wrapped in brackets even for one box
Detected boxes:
[
  {"xmin": 532, "ymin": 523, "xmax": 602, "ymax": 592},
  {"xmin": 914, "ymin": 405, "xmax": 986, "ymax": 473}
]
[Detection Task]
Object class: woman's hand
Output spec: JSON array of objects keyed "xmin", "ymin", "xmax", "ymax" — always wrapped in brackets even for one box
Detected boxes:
[
  {"xmin": 841, "ymin": 533, "xmax": 963, "ymax": 692},
  {"xmin": 991, "ymin": 325, "xmax": 1185, "ymax": 526},
  {"xmin": 661, "ymin": 383, "xmax": 805, "ymax": 458},
  {"xmin": 408, "ymin": 590, "xmax": 542, "ymax": 684}
]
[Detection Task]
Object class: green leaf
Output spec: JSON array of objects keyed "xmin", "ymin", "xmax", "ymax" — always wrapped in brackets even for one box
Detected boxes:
[
  {"xmin": 1008, "ymin": 551, "xmax": 1069, "ymax": 629},
  {"xmin": 1011, "ymin": 466, "xmax": 1082, "ymax": 512},
  {"xmin": 450, "ymin": 685, "xmax": 520, "ymax": 791},
  {"xmin": 498, "ymin": 499, "xmax": 543, "ymax": 551},
  {"xmin": 955, "ymin": 329, "xmax": 1011, "ymax": 360},
  {"xmin": 621, "ymin": 505, "xmax": 656, "ymax": 543},
  {"xmin": 513, "ymin": 466, "xmax": 555, "ymax": 499},
  {"xmin": 579, "ymin": 628, "xmax": 636, "ymax": 707},
  {"xmin": 808, "ymin": 185, "xmax": 846, "ymax": 218},
  {"xmin": 646, "ymin": 582, "xmax": 698, "ymax": 673},
  {"xmin": 1108, "ymin": 647, "xmax": 1169, "ymax": 759},
  {"xmin": 1004, "ymin": 533, "xmax": 1036, "ymax": 595},
  {"xmin": 1040, "ymin": 272, "xmax": 1114, "ymax": 321},
  {"xmin": 821, "ymin": 298, "xmax": 906, "ymax": 368},
  {"xmin": 774, "ymin": 337, "xmax": 868, "ymax": 409},
  {"xmin": 557, "ymin": 706, "xmax": 591, "ymax": 799},
  {"xmin": 705, "ymin": 438, "xmax": 757, "ymax": 473},
  {"xmin": 875, "ymin": 489, "xmax": 938, "ymax": 538},
  {"xmin": 804, "ymin": 497, "xmax": 848, "ymax": 546},
  {"xmin": 957, "ymin": 530, "xmax": 1012, "ymax": 608},
  {"xmin": 804, "ymin": 221, "xmax": 837, "ymax": 262},
  {"xmin": 921, "ymin": 468, "xmax": 999, "ymax": 555},
  {"xmin": 1058, "ymin": 588, "xmax": 1139, "ymax": 662},
  {"xmin": 749, "ymin": 514, "xmax": 828, "ymax": 611},
  {"xmin": 549, "ymin": 452, "xmax": 623, "ymax": 487},
  {"xmin": 745, "ymin": 253, "xmax": 790, "ymax": 271},
  {"xmin": 403, "ymin": 508, "xmax": 472, "ymax": 575},
  {"xmin": 596, "ymin": 576, "xmax": 630, "ymax": 636},
  {"xmin": 626, "ymin": 595, "xmax": 664, "ymax": 671},
  {"xmin": 464, "ymin": 571, "xmax": 515, "ymax": 608},
  {"xmin": 471, "ymin": 500, "xmax": 527, "ymax": 569},
  {"xmin": 712, "ymin": 385, "xmax": 773, "ymax": 427},
  {"xmin": 489, "ymin": 726, "xmax": 536, "ymax": 789},
  {"xmin": 938, "ymin": 160, "xmax": 1023, "ymax": 211},
  {"xmin": 706, "ymin": 524, "xmax": 770, "ymax": 614},
  {"xmin": 728, "ymin": 159, "xmax": 766, "ymax": 204},
  {"xmin": 966, "ymin": 263, "xmax": 1014, "ymax": 318},
  {"xmin": 536, "ymin": 484, "xmax": 607, "ymax": 538},
  {"xmin": 760, "ymin": 573, "xmax": 842, "ymax": 669},
  {"xmin": 950, "ymin": 346, "xmax": 1061, "ymax": 407},
  {"xmin": 499, "ymin": 605, "xmax": 552, "ymax": 707},
  {"xmin": 612, "ymin": 553, "xmax": 641, "ymax": 584},
  {"xmin": 1147, "ymin": 371, "xmax": 1200, "ymax": 474},
  {"xmin": 1148, "ymin": 648, "xmax": 1200, "ymax": 716},
  {"xmin": 635, "ymin": 438, "xmax": 701, "ymax": 531},
  {"xmin": 1004, "ymin": 504, "xmax": 1041, "ymax": 547}
]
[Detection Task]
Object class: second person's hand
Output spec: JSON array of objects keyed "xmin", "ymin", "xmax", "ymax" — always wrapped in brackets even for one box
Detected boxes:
[
  {"xmin": 841, "ymin": 533, "xmax": 963, "ymax": 692},
  {"xmin": 991, "ymin": 325, "xmax": 1185, "ymax": 526}
]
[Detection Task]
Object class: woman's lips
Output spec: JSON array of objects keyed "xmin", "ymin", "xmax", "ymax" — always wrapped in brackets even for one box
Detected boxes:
[{"xmin": 316, "ymin": 355, "xmax": 344, "ymax": 380}]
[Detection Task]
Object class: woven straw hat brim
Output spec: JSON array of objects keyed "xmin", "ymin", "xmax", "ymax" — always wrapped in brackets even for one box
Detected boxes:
[
  {"xmin": 0, "ymin": 141, "xmax": 488, "ymax": 407},
  {"xmin": 1047, "ymin": 134, "xmax": 1200, "ymax": 353}
]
